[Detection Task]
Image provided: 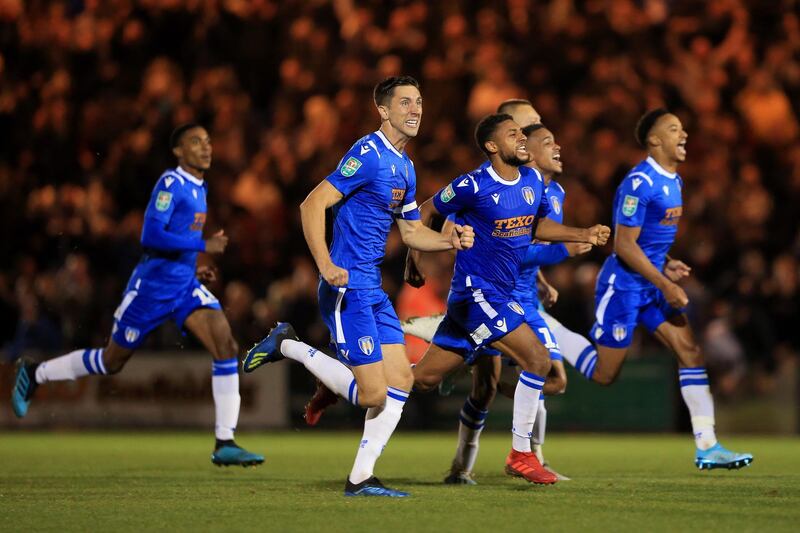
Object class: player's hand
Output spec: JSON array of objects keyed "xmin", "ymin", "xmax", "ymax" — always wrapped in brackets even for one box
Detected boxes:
[
  {"xmin": 205, "ymin": 230, "xmax": 229, "ymax": 254},
  {"xmin": 196, "ymin": 265, "xmax": 218, "ymax": 284},
  {"xmin": 404, "ymin": 253, "xmax": 425, "ymax": 288},
  {"xmin": 661, "ymin": 280, "xmax": 689, "ymax": 308},
  {"xmin": 321, "ymin": 261, "xmax": 349, "ymax": 287},
  {"xmin": 664, "ymin": 259, "xmax": 692, "ymax": 282},
  {"xmin": 565, "ymin": 242, "xmax": 593, "ymax": 256},
  {"xmin": 537, "ymin": 280, "xmax": 559, "ymax": 308},
  {"xmin": 452, "ymin": 224, "xmax": 474, "ymax": 250},
  {"xmin": 585, "ymin": 224, "xmax": 611, "ymax": 246}
]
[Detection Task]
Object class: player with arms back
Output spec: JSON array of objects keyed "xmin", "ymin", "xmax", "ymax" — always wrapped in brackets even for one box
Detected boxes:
[
  {"xmin": 409, "ymin": 113, "xmax": 609, "ymax": 485},
  {"xmin": 242, "ymin": 76, "xmax": 474, "ymax": 497},
  {"xmin": 12, "ymin": 124, "xmax": 264, "ymax": 467},
  {"xmin": 560, "ymin": 109, "xmax": 753, "ymax": 470}
]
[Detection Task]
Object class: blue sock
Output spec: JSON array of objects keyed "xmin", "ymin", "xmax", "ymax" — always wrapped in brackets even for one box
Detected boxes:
[
  {"xmin": 574, "ymin": 346, "xmax": 598, "ymax": 379},
  {"xmin": 454, "ymin": 397, "xmax": 489, "ymax": 473},
  {"xmin": 82, "ymin": 349, "xmax": 108, "ymax": 375}
]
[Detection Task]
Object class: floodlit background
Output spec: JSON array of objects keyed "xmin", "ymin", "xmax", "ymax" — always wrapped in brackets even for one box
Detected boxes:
[{"xmin": 0, "ymin": 0, "xmax": 798, "ymax": 433}]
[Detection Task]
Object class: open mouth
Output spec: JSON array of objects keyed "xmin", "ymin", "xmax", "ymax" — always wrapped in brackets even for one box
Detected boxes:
[
  {"xmin": 405, "ymin": 119, "xmax": 419, "ymax": 128},
  {"xmin": 677, "ymin": 140, "xmax": 687, "ymax": 156},
  {"xmin": 553, "ymin": 152, "xmax": 561, "ymax": 162}
]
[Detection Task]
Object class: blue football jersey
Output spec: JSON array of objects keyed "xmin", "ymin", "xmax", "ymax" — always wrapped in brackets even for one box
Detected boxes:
[
  {"xmin": 433, "ymin": 164, "xmax": 550, "ymax": 297},
  {"xmin": 512, "ymin": 180, "xmax": 567, "ymax": 308},
  {"xmin": 325, "ymin": 130, "xmax": 420, "ymax": 289},
  {"xmin": 135, "ymin": 166, "xmax": 208, "ymax": 293},
  {"xmin": 598, "ymin": 156, "xmax": 683, "ymax": 291}
]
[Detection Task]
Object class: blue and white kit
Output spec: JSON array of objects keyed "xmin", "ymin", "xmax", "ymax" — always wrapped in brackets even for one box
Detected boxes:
[
  {"xmin": 318, "ymin": 130, "xmax": 420, "ymax": 366},
  {"xmin": 112, "ymin": 166, "xmax": 220, "ymax": 349},
  {"xmin": 591, "ymin": 156, "xmax": 684, "ymax": 348}
]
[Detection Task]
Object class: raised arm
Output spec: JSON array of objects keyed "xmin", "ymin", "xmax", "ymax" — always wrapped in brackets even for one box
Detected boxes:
[
  {"xmin": 535, "ymin": 217, "xmax": 610, "ymax": 246},
  {"xmin": 397, "ymin": 198, "xmax": 472, "ymax": 252}
]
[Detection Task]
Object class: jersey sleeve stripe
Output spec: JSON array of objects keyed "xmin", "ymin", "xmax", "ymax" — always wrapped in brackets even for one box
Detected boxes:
[{"xmin": 628, "ymin": 172, "xmax": 653, "ymax": 187}]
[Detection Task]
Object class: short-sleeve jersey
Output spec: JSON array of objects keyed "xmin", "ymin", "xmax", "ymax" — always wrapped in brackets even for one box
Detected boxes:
[
  {"xmin": 598, "ymin": 156, "xmax": 683, "ymax": 291},
  {"xmin": 433, "ymin": 164, "xmax": 550, "ymax": 297},
  {"xmin": 136, "ymin": 166, "xmax": 208, "ymax": 292},
  {"xmin": 512, "ymin": 180, "xmax": 567, "ymax": 308},
  {"xmin": 325, "ymin": 130, "xmax": 420, "ymax": 289}
]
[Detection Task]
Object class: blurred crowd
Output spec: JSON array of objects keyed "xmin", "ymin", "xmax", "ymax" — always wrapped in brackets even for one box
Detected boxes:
[{"xmin": 1, "ymin": 0, "xmax": 799, "ymax": 397}]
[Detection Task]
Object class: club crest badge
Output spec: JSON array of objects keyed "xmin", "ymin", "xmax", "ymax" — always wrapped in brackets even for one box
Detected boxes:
[
  {"xmin": 550, "ymin": 196, "xmax": 561, "ymax": 215},
  {"xmin": 612, "ymin": 323, "xmax": 627, "ymax": 342},
  {"xmin": 508, "ymin": 302, "xmax": 525, "ymax": 315},
  {"xmin": 125, "ymin": 327, "xmax": 140, "ymax": 344},
  {"xmin": 521, "ymin": 186, "xmax": 535, "ymax": 205},
  {"xmin": 358, "ymin": 336, "xmax": 375, "ymax": 356}
]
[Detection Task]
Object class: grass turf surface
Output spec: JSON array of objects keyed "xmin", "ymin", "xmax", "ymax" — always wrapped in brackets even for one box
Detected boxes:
[{"xmin": 0, "ymin": 432, "xmax": 797, "ymax": 532}]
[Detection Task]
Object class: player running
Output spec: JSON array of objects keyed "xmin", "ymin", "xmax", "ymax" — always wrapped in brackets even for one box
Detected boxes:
[
  {"xmin": 241, "ymin": 76, "xmax": 474, "ymax": 497},
  {"xmin": 11, "ymin": 124, "xmax": 264, "ymax": 467},
  {"xmin": 557, "ymin": 109, "xmax": 753, "ymax": 470},
  {"xmin": 408, "ymin": 113, "xmax": 609, "ymax": 485},
  {"xmin": 405, "ymin": 122, "xmax": 593, "ymax": 484}
]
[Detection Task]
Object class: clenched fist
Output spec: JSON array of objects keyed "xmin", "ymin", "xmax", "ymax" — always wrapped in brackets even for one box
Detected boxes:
[
  {"xmin": 321, "ymin": 262, "xmax": 349, "ymax": 287},
  {"xmin": 586, "ymin": 225, "xmax": 611, "ymax": 246},
  {"xmin": 452, "ymin": 224, "xmax": 475, "ymax": 250}
]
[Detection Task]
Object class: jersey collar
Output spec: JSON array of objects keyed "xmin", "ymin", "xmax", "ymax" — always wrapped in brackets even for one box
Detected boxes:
[
  {"xmin": 487, "ymin": 165, "xmax": 520, "ymax": 186},
  {"xmin": 374, "ymin": 130, "xmax": 403, "ymax": 158},
  {"xmin": 645, "ymin": 156, "xmax": 677, "ymax": 179},
  {"xmin": 176, "ymin": 165, "xmax": 205, "ymax": 186}
]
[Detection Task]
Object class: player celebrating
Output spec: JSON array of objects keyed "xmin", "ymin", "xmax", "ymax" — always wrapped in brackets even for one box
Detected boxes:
[
  {"xmin": 445, "ymin": 123, "xmax": 592, "ymax": 484},
  {"xmin": 408, "ymin": 113, "xmax": 609, "ymax": 485},
  {"xmin": 558, "ymin": 109, "xmax": 753, "ymax": 470},
  {"xmin": 241, "ymin": 76, "xmax": 474, "ymax": 497},
  {"xmin": 12, "ymin": 124, "xmax": 264, "ymax": 467},
  {"xmin": 405, "ymin": 122, "xmax": 592, "ymax": 484}
]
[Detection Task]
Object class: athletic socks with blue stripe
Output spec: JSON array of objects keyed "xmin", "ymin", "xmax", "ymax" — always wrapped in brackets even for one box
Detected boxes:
[
  {"xmin": 212, "ymin": 357, "xmax": 241, "ymax": 441},
  {"xmin": 281, "ymin": 339, "xmax": 360, "ymax": 407},
  {"xmin": 348, "ymin": 387, "xmax": 409, "ymax": 484},
  {"xmin": 35, "ymin": 348, "xmax": 108, "ymax": 384},
  {"xmin": 512, "ymin": 371, "xmax": 545, "ymax": 452},
  {"xmin": 679, "ymin": 367, "xmax": 717, "ymax": 450},
  {"xmin": 550, "ymin": 322, "xmax": 597, "ymax": 380},
  {"xmin": 454, "ymin": 397, "xmax": 489, "ymax": 473}
]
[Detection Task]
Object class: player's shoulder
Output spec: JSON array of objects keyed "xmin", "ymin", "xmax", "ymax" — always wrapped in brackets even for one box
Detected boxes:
[
  {"xmin": 549, "ymin": 179, "xmax": 566, "ymax": 196},
  {"xmin": 520, "ymin": 165, "xmax": 543, "ymax": 185},
  {"xmin": 155, "ymin": 168, "xmax": 187, "ymax": 191},
  {"xmin": 355, "ymin": 130, "xmax": 407, "ymax": 161},
  {"xmin": 452, "ymin": 168, "xmax": 482, "ymax": 194},
  {"xmin": 342, "ymin": 134, "xmax": 375, "ymax": 158},
  {"xmin": 621, "ymin": 160, "xmax": 657, "ymax": 191}
]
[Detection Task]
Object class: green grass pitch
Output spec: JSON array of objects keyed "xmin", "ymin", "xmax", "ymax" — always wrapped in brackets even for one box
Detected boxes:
[{"xmin": 0, "ymin": 432, "xmax": 797, "ymax": 532}]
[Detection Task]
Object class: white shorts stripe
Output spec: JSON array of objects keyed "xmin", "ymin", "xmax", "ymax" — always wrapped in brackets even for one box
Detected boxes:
[
  {"xmin": 113, "ymin": 290, "xmax": 138, "ymax": 321},
  {"xmin": 334, "ymin": 287, "xmax": 347, "ymax": 343},
  {"xmin": 472, "ymin": 289, "xmax": 498, "ymax": 320},
  {"xmin": 595, "ymin": 274, "xmax": 616, "ymax": 326}
]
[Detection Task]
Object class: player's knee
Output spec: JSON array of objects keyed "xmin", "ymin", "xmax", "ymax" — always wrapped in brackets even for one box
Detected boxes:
[
  {"xmin": 520, "ymin": 347, "xmax": 551, "ymax": 376},
  {"xmin": 357, "ymin": 387, "xmax": 387, "ymax": 408},
  {"xmin": 593, "ymin": 371, "xmax": 617, "ymax": 386},
  {"xmin": 393, "ymin": 365, "xmax": 414, "ymax": 392},
  {"xmin": 412, "ymin": 370, "xmax": 441, "ymax": 393}
]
